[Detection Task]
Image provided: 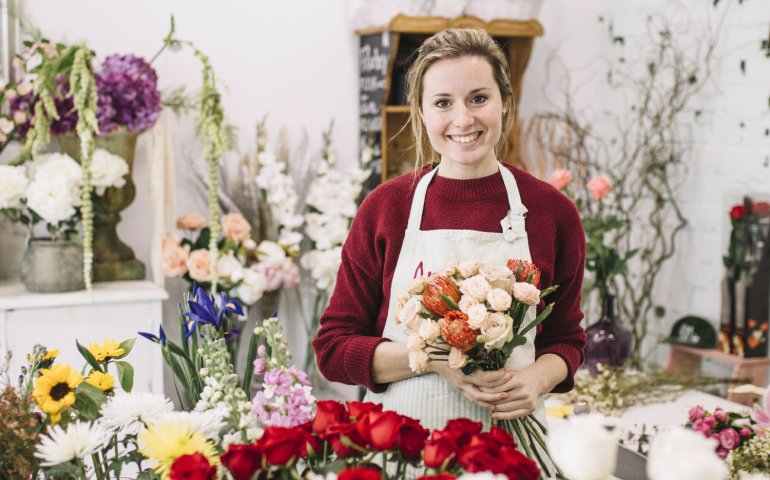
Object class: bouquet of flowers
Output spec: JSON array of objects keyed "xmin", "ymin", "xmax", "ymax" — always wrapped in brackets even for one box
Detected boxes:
[{"xmin": 397, "ymin": 259, "xmax": 561, "ymax": 477}]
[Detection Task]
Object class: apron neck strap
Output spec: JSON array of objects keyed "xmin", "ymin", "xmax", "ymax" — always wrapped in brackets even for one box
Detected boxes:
[{"xmin": 406, "ymin": 163, "xmax": 527, "ymax": 231}]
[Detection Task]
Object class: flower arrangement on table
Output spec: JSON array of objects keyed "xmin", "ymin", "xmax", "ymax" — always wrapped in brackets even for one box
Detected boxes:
[{"xmin": 396, "ymin": 258, "xmax": 562, "ymax": 477}]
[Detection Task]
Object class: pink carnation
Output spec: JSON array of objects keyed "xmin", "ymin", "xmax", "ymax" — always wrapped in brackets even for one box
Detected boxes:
[
  {"xmin": 587, "ymin": 175, "xmax": 612, "ymax": 200},
  {"xmin": 549, "ymin": 168, "xmax": 572, "ymax": 190}
]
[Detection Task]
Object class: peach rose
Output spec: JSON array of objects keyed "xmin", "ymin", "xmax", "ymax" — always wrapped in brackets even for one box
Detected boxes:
[
  {"xmin": 480, "ymin": 312, "xmax": 514, "ymax": 350},
  {"xmin": 513, "ymin": 282, "xmax": 541, "ymax": 306},
  {"xmin": 460, "ymin": 274, "xmax": 492, "ymax": 302},
  {"xmin": 162, "ymin": 234, "xmax": 189, "ymax": 277},
  {"xmin": 457, "ymin": 295, "xmax": 478, "ymax": 313},
  {"xmin": 448, "ymin": 347, "xmax": 469, "ymax": 369},
  {"xmin": 221, "ymin": 213, "xmax": 252, "ymax": 241},
  {"xmin": 486, "ymin": 288, "xmax": 513, "ymax": 312},
  {"xmin": 549, "ymin": 168, "xmax": 573, "ymax": 190},
  {"xmin": 176, "ymin": 211, "xmax": 206, "ymax": 231},
  {"xmin": 587, "ymin": 175, "xmax": 612, "ymax": 200},
  {"xmin": 408, "ymin": 349, "xmax": 430, "ymax": 374},
  {"xmin": 418, "ymin": 319, "xmax": 441, "ymax": 342},
  {"xmin": 466, "ymin": 303, "xmax": 489, "ymax": 329},
  {"xmin": 186, "ymin": 249, "xmax": 214, "ymax": 282}
]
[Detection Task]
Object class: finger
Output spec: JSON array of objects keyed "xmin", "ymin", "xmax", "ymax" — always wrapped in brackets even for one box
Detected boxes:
[
  {"xmin": 490, "ymin": 397, "xmax": 536, "ymax": 413},
  {"xmin": 461, "ymin": 391, "xmax": 496, "ymax": 410},
  {"xmin": 469, "ymin": 369, "xmax": 511, "ymax": 387},
  {"xmin": 491, "ymin": 408, "xmax": 533, "ymax": 420},
  {"xmin": 478, "ymin": 377, "xmax": 519, "ymax": 394},
  {"xmin": 465, "ymin": 385, "xmax": 509, "ymax": 404}
]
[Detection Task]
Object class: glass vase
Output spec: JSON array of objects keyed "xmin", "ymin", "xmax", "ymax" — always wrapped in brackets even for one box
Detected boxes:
[{"xmin": 584, "ymin": 293, "xmax": 633, "ymax": 374}]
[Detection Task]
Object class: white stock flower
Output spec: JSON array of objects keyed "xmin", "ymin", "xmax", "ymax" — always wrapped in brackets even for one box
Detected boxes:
[
  {"xmin": 257, "ymin": 240, "xmax": 287, "ymax": 266},
  {"xmin": 418, "ymin": 319, "xmax": 441, "ymax": 342},
  {"xmin": 217, "ymin": 253, "xmax": 244, "ymax": 282},
  {"xmin": 35, "ymin": 421, "xmax": 109, "ymax": 466},
  {"xmin": 458, "ymin": 261, "xmax": 480, "ymax": 278},
  {"xmin": 448, "ymin": 347, "xmax": 469, "ymax": 369},
  {"xmin": 513, "ymin": 282, "xmax": 540, "ymax": 305},
  {"xmin": 26, "ymin": 177, "xmax": 79, "ymax": 224},
  {"xmin": 236, "ymin": 268, "xmax": 267, "ymax": 305},
  {"xmin": 480, "ymin": 312, "xmax": 514, "ymax": 350},
  {"xmin": 647, "ymin": 426, "xmax": 728, "ymax": 480},
  {"xmin": 460, "ymin": 274, "xmax": 492, "ymax": 302},
  {"xmin": 99, "ymin": 392, "xmax": 174, "ymax": 436},
  {"xmin": 90, "ymin": 148, "xmax": 129, "ymax": 195},
  {"xmin": 458, "ymin": 295, "xmax": 478, "ymax": 313},
  {"xmin": 408, "ymin": 349, "xmax": 429, "ymax": 373},
  {"xmin": 486, "ymin": 288, "xmax": 512, "ymax": 312},
  {"xmin": 0, "ymin": 165, "xmax": 28, "ymax": 209},
  {"xmin": 466, "ymin": 303, "xmax": 489, "ymax": 329},
  {"xmin": 548, "ymin": 414, "xmax": 619, "ymax": 480}
]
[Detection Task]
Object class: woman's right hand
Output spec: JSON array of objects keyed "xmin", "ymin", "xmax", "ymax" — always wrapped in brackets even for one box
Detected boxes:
[{"xmin": 428, "ymin": 361, "xmax": 511, "ymax": 410}]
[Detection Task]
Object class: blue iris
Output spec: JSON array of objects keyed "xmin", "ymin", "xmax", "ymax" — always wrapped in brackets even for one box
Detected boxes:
[
  {"xmin": 182, "ymin": 286, "xmax": 244, "ymax": 339},
  {"xmin": 138, "ymin": 325, "xmax": 167, "ymax": 347}
]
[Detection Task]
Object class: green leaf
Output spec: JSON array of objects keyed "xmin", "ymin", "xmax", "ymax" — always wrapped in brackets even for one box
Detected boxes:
[
  {"xmin": 115, "ymin": 338, "xmax": 136, "ymax": 359},
  {"xmin": 76, "ymin": 340, "xmax": 104, "ymax": 373},
  {"xmin": 539, "ymin": 285, "xmax": 559, "ymax": 298},
  {"xmin": 519, "ymin": 302, "xmax": 555, "ymax": 337},
  {"xmin": 242, "ymin": 332, "xmax": 259, "ymax": 393},
  {"xmin": 115, "ymin": 361, "xmax": 134, "ymax": 392},
  {"xmin": 74, "ymin": 382, "xmax": 106, "ymax": 420}
]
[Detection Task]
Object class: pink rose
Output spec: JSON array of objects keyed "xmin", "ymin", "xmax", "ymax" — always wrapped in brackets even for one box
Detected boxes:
[
  {"xmin": 549, "ymin": 168, "xmax": 572, "ymax": 190},
  {"xmin": 688, "ymin": 405, "xmax": 705, "ymax": 423},
  {"xmin": 221, "ymin": 213, "xmax": 252, "ymax": 241},
  {"xmin": 719, "ymin": 428, "xmax": 740, "ymax": 450},
  {"xmin": 587, "ymin": 175, "xmax": 612, "ymax": 200},
  {"xmin": 176, "ymin": 211, "xmax": 206, "ymax": 231},
  {"xmin": 186, "ymin": 249, "xmax": 214, "ymax": 282},
  {"xmin": 714, "ymin": 408, "xmax": 727, "ymax": 423},
  {"xmin": 162, "ymin": 234, "xmax": 190, "ymax": 277}
]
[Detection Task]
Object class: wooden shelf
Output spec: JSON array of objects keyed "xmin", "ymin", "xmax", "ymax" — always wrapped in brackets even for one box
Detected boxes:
[{"xmin": 383, "ymin": 105, "xmax": 410, "ymax": 113}]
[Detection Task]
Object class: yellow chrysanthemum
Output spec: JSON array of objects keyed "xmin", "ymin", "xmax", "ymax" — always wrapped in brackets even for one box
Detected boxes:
[
  {"xmin": 32, "ymin": 364, "xmax": 83, "ymax": 424},
  {"xmin": 88, "ymin": 339, "xmax": 125, "ymax": 361},
  {"xmin": 138, "ymin": 420, "xmax": 219, "ymax": 479},
  {"xmin": 85, "ymin": 371, "xmax": 115, "ymax": 391}
]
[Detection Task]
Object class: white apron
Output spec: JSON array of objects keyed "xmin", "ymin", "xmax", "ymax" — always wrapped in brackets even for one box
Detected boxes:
[{"xmin": 365, "ymin": 163, "xmax": 548, "ymax": 432}]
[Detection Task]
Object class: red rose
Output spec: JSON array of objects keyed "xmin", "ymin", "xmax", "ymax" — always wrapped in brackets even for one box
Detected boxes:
[
  {"xmin": 220, "ymin": 444, "xmax": 263, "ymax": 480},
  {"xmin": 423, "ymin": 437, "xmax": 456, "ymax": 469},
  {"xmin": 422, "ymin": 275, "xmax": 461, "ymax": 317},
  {"xmin": 459, "ymin": 447, "xmax": 506, "ymax": 475},
  {"xmin": 368, "ymin": 411, "xmax": 403, "ymax": 451},
  {"xmin": 398, "ymin": 416, "xmax": 428, "ymax": 460},
  {"xmin": 355, "ymin": 411, "xmax": 375, "ymax": 446},
  {"xmin": 346, "ymin": 401, "xmax": 382, "ymax": 420},
  {"xmin": 313, "ymin": 400, "xmax": 349, "ymax": 435},
  {"xmin": 730, "ymin": 205, "xmax": 745, "ymax": 219},
  {"xmin": 417, "ymin": 475, "xmax": 456, "ymax": 480},
  {"xmin": 169, "ymin": 453, "xmax": 216, "ymax": 480},
  {"xmin": 338, "ymin": 466, "xmax": 382, "ymax": 480},
  {"xmin": 433, "ymin": 418, "xmax": 483, "ymax": 449},
  {"xmin": 257, "ymin": 426, "xmax": 307, "ymax": 466},
  {"xmin": 488, "ymin": 426, "xmax": 516, "ymax": 448},
  {"xmin": 498, "ymin": 445, "xmax": 539, "ymax": 480},
  {"xmin": 322, "ymin": 422, "xmax": 366, "ymax": 458}
]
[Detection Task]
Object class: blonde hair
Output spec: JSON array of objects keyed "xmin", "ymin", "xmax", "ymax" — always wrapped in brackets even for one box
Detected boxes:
[{"xmin": 406, "ymin": 28, "xmax": 514, "ymax": 171}]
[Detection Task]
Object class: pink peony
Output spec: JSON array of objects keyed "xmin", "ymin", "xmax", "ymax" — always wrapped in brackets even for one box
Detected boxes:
[
  {"xmin": 162, "ymin": 234, "xmax": 190, "ymax": 277},
  {"xmin": 719, "ymin": 428, "xmax": 740, "ymax": 450},
  {"xmin": 186, "ymin": 249, "xmax": 214, "ymax": 282},
  {"xmin": 714, "ymin": 408, "xmax": 727, "ymax": 423},
  {"xmin": 587, "ymin": 175, "xmax": 612, "ymax": 200},
  {"xmin": 740, "ymin": 427, "xmax": 753, "ymax": 438},
  {"xmin": 716, "ymin": 447, "xmax": 729, "ymax": 459},
  {"xmin": 549, "ymin": 168, "xmax": 573, "ymax": 190},
  {"xmin": 221, "ymin": 213, "xmax": 252, "ymax": 241},
  {"xmin": 176, "ymin": 211, "xmax": 206, "ymax": 231},
  {"xmin": 692, "ymin": 419, "xmax": 711, "ymax": 436},
  {"xmin": 688, "ymin": 405, "xmax": 705, "ymax": 423},
  {"xmin": 702, "ymin": 415, "xmax": 716, "ymax": 427}
]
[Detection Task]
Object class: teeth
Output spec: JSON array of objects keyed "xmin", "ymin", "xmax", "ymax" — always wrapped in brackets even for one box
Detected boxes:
[{"xmin": 451, "ymin": 133, "xmax": 480, "ymax": 144}]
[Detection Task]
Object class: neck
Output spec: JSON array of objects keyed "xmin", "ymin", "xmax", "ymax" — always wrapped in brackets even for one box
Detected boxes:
[{"xmin": 437, "ymin": 157, "xmax": 500, "ymax": 179}]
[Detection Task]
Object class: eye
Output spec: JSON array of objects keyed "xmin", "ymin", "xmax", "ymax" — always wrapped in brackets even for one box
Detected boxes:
[
  {"xmin": 470, "ymin": 94, "xmax": 488, "ymax": 104},
  {"xmin": 434, "ymin": 98, "xmax": 450, "ymax": 108}
]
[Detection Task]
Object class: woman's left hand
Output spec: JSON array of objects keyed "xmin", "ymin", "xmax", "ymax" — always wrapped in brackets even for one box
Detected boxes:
[{"xmin": 478, "ymin": 365, "xmax": 544, "ymax": 420}]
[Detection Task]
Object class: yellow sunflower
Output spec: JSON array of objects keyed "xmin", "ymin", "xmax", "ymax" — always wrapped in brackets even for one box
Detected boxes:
[
  {"xmin": 32, "ymin": 364, "xmax": 83, "ymax": 424},
  {"xmin": 138, "ymin": 420, "xmax": 218, "ymax": 479},
  {"xmin": 88, "ymin": 339, "xmax": 125, "ymax": 361},
  {"xmin": 85, "ymin": 371, "xmax": 115, "ymax": 391},
  {"xmin": 27, "ymin": 348, "xmax": 60, "ymax": 366}
]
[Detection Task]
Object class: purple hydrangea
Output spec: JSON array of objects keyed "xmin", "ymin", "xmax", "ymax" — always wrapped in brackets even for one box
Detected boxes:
[
  {"xmin": 8, "ymin": 91, "xmax": 36, "ymax": 136},
  {"xmin": 94, "ymin": 54, "xmax": 161, "ymax": 134}
]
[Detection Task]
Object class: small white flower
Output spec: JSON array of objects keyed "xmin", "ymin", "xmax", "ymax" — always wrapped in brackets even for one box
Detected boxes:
[
  {"xmin": 99, "ymin": 392, "xmax": 174, "ymax": 436},
  {"xmin": 257, "ymin": 240, "xmax": 287, "ymax": 266},
  {"xmin": 0, "ymin": 165, "xmax": 28, "ymax": 209},
  {"xmin": 443, "ymin": 260, "xmax": 459, "ymax": 276},
  {"xmin": 90, "ymin": 149, "xmax": 129, "ymax": 195},
  {"xmin": 418, "ymin": 319, "xmax": 441, "ymax": 342},
  {"xmin": 217, "ymin": 252, "xmax": 244, "ymax": 281},
  {"xmin": 647, "ymin": 426, "xmax": 728, "ymax": 480},
  {"xmin": 35, "ymin": 421, "xmax": 109, "ymax": 466}
]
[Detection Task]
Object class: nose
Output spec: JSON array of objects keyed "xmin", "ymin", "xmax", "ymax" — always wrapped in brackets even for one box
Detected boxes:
[{"xmin": 452, "ymin": 103, "xmax": 474, "ymax": 129}]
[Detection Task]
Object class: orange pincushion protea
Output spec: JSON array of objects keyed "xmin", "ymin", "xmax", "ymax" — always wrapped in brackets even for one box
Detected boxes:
[
  {"xmin": 439, "ymin": 311, "xmax": 480, "ymax": 353},
  {"xmin": 422, "ymin": 275, "xmax": 461, "ymax": 317},
  {"xmin": 506, "ymin": 259, "xmax": 541, "ymax": 287}
]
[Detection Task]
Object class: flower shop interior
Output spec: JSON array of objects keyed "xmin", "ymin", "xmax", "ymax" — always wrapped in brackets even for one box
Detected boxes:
[{"xmin": 1, "ymin": 0, "xmax": 770, "ymax": 479}]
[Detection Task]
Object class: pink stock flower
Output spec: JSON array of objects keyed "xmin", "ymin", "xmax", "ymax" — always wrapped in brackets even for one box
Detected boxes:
[
  {"xmin": 714, "ymin": 408, "xmax": 727, "ymax": 423},
  {"xmin": 587, "ymin": 175, "xmax": 612, "ymax": 200},
  {"xmin": 719, "ymin": 428, "xmax": 740, "ymax": 450},
  {"xmin": 549, "ymin": 168, "xmax": 572, "ymax": 190},
  {"xmin": 253, "ymin": 358, "xmax": 266, "ymax": 376},
  {"xmin": 252, "ymin": 263, "xmax": 283, "ymax": 292},
  {"xmin": 688, "ymin": 405, "xmax": 705, "ymax": 423}
]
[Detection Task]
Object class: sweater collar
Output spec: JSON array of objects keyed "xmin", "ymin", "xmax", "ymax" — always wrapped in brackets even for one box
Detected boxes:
[{"xmin": 428, "ymin": 167, "xmax": 507, "ymax": 201}]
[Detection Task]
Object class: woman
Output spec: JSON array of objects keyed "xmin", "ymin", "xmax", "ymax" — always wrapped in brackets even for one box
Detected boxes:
[{"xmin": 313, "ymin": 28, "xmax": 585, "ymax": 430}]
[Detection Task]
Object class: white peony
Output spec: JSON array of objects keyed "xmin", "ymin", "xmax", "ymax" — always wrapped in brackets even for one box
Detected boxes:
[
  {"xmin": 466, "ymin": 303, "xmax": 489, "ymax": 329},
  {"xmin": 480, "ymin": 312, "xmax": 514, "ymax": 350},
  {"xmin": 647, "ymin": 426, "xmax": 728, "ymax": 480},
  {"xmin": 513, "ymin": 282, "xmax": 541, "ymax": 305},
  {"xmin": 217, "ymin": 253, "xmax": 244, "ymax": 282},
  {"xmin": 0, "ymin": 165, "xmax": 29, "ymax": 208},
  {"xmin": 486, "ymin": 288, "xmax": 513, "ymax": 312},
  {"xmin": 448, "ymin": 347, "xmax": 469, "ymax": 369},
  {"xmin": 460, "ymin": 274, "xmax": 492, "ymax": 302},
  {"xmin": 90, "ymin": 149, "xmax": 129, "ymax": 195},
  {"xmin": 236, "ymin": 268, "xmax": 267, "ymax": 305},
  {"xmin": 408, "ymin": 349, "xmax": 430, "ymax": 373},
  {"xmin": 548, "ymin": 414, "xmax": 620, "ymax": 480},
  {"xmin": 31, "ymin": 153, "xmax": 82, "ymax": 185},
  {"xmin": 26, "ymin": 176, "xmax": 79, "ymax": 224}
]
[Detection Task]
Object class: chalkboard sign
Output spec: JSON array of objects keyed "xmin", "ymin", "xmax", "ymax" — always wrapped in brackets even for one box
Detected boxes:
[{"xmin": 359, "ymin": 32, "xmax": 392, "ymax": 195}]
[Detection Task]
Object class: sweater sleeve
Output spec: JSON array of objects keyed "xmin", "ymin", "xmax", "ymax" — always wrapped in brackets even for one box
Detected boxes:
[
  {"xmin": 311, "ymin": 191, "xmax": 392, "ymax": 393},
  {"xmin": 535, "ymin": 198, "xmax": 587, "ymax": 393}
]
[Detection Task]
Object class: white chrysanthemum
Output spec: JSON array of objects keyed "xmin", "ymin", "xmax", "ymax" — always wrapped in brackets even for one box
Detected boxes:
[
  {"xmin": 99, "ymin": 392, "xmax": 174, "ymax": 435},
  {"xmin": 158, "ymin": 410, "xmax": 226, "ymax": 440},
  {"xmin": 90, "ymin": 149, "xmax": 129, "ymax": 195},
  {"xmin": 0, "ymin": 165, "xmax": 29, "ymax": 209},
  {"xmin": 35, "ymin": 421, "xmax": 109, "ymax": 466},
  {"xmin": 26, "ymin": 176, "xmax": 79, "ymax": 224}
]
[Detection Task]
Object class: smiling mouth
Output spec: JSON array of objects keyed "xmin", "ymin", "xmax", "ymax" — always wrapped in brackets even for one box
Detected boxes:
[{"xmin": 448, "ymin": 132, "xmax": 481, "ymax": 144}]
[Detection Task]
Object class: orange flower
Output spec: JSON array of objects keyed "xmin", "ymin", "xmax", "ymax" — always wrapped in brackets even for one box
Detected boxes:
[
  {"xmin": 506, "ymin": 259, "xmax": 541, "ymax": 287},
  {"xmin": 421, "ymin": 276, "xmax": 461, "ymax": 317},
  {"xmin": 439, "ymin": 311, "xmax": 479, "ymax": 353}
]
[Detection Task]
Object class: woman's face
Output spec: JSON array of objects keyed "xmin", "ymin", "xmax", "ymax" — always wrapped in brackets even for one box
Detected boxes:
[{"xmin": 420, "ymin": 55, "xmax": 505, "ymax": 178}]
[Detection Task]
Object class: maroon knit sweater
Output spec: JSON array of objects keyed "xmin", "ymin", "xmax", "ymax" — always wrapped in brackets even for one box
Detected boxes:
[{"xmin": 312, "ymin": 164, "xmax": 586, "ymax": 393}]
